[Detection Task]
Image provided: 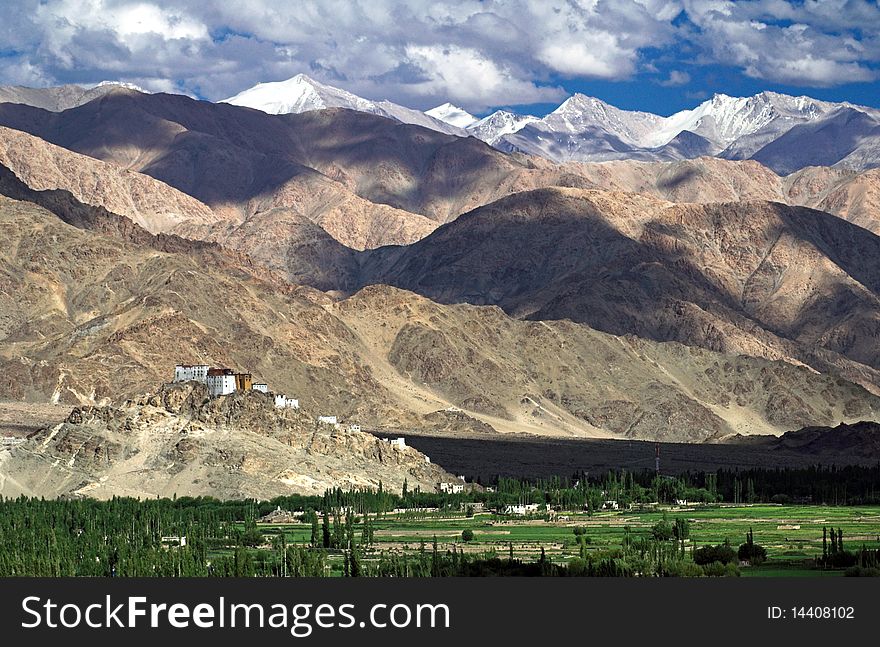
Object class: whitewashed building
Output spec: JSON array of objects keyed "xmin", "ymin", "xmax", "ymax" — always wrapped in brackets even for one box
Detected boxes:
[
  {"xmin": 317, "ymin": 415, "xmax": 338, "ymax": 425},
  {"xmin": 348, "ymin": 424, "xmax": 361, "ymax": 432},
  {"xmin": 206, "ymin": 368, "xmax": 236, "ymax": 396},
  {"xmin": 503, "ymin": 503, "xmax": 545, "ymax": 515},
  {"xmin": 390, "ymin": 438, "xmax": 406, "ymax": 449},
  {"xmin": 438, "ymin": 482, "xmax": 464, "ymax": 494},
  {"xmin": 252, "ymin": 383, "xmax": 269, "ymax": 393},
  {"xmin": 275, "ymin": 395, "xmax": 300, "ymax": 409},
  {"xmin": 160, "ymin": 536, "xmax": 187, "ymax": 547},
  {"xmin": 174, "ymin": 364, "xmax": 210, "ymax": 384}
]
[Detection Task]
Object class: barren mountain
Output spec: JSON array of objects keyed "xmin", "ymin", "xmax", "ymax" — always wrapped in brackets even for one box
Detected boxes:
[
  {"xmin": 331, "ymin": 285, "xmax": 880, "ymax": 441},
  {"xmin": 0, "ymin": 90, "xmax": 584, "ymax": 225},
  {"xmin": 1, "ymin": 90, "xmax": 878, "ymax": 256},
  {"xmin": 359, "ymin": 188, "xmax": 880, "ymax": 393},
  {"xmin": 0, "ymin": 382, "xmax": 453, "ymax": 499},
  {"xmin": 0, "ymin": 125, "xmax": 220, "ymax": 234},
  {"xmin": 3, "ymin": 195, "xmax": 877, "ymax": 442},
  {"xmin": 0, "ymin": 81, "xmax": 146, "ymax": 112},
  {"xmin": 555, "ymin": 157, "xmax": 880, "ymax": 235}
]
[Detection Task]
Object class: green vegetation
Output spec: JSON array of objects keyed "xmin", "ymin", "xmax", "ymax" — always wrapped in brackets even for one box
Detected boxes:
[{"xmin": 3, "ymin": 465, "xmax": 880, "ymax": 577}]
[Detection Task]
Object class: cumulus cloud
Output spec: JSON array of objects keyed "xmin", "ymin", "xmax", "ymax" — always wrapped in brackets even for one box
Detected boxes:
[
  {"xmin": 0, "ymin": 0, "xmax": 876, "ymax": 111},
  {"xmin": 682, "ymin": 0, "xmax": 879, "ymax": 86},
  {"xmin": 658, "ymin": 70, "xmax": 691, "ymax": 86}
]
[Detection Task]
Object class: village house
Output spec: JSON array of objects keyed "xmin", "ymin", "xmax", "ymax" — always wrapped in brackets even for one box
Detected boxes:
[
  {"xmin": 390, "ymin": 437, "xmax": 406, "ymax": 449},
  {"xmin": 173, "ymin": 364, "xmax": 210, "ymax": 384},
  {"xmin": 160, "ymin": 536, "xmax": 187, "ymax": 548},
  {"xmin": 438, "ymin": 482, "xmax": 464, "ymax": 494},
  {"xmin": 603, "ymin": 500, "xmax": 620, "ymax": 510},
  {"xmin": 252, "ymin": 383, "xmax": 269, "ymax": 393},
  {"xmin": 348, "ymin": 424, "xmax": 361, "ymax": 432},
  {"xmin": 206, "ymin": 368, "xmax": 237, "ymax": 396},
  {"xmin": 502, "ymin": 503, "xmax": 550, "ymax": 515},
  {"xmin": 317, "ymin": 415, "xmax": 338, "ymax": 425}
]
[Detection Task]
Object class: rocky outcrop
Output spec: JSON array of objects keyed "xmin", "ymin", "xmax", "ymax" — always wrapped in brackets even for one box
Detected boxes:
[{"xmin": 0, "ymin": 382, "xmax": 454, "ymax": 499}]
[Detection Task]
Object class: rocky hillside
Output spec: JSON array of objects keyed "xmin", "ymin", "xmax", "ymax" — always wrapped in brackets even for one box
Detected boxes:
[
  {"xmin": 359, "ymin": 188, "xmax": 880, "ymax": 394},
  {"xmin": 4, "ymin": 195, "xmax": 879, "ymax": 442},
  {"xmin": 0, "ymin": 125, "xmax": 220, "ymax": 234},
  {"xmin": 0, "ymin": 383, "xmax": 453, "ymax": 499},
  {"xmin": 561, "ymin": 157, "xmax": 880, "ymax": 235}
]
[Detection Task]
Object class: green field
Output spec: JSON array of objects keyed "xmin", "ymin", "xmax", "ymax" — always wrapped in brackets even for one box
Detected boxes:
[{"xmin": 256, "ymin": 504, "xmax": 880, "ymax": 577}]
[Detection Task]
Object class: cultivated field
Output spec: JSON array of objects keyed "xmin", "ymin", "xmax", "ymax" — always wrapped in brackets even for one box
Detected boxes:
[{"xmin": 257, "ymin": 504, "xmax": 880, "ymax": 577}]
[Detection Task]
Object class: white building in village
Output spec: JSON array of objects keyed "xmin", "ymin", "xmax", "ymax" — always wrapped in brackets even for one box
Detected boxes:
[
  {"xmin": 317, "ymin": 415, "xmax": 338, "ymax": 425},
  {"xmin": 348, "ymin": 424, "xmax": 361, "ymax": 432},
  {"xmin": 174, "ymin": 364, "xmax": 210, "ymax": 384},
  {"xmin": 438, "ymin": 482, "xmax": 464, "ymax": 494},
  {"xmin": 503, "ymin": 503, "xmax": 550, "ymax": 515},
  {"xmin": 275, "ymin": 395, "xmax": 300, "ymax": 409},
  {"xmin": 252, "ymin": 383, "xmax": 269, "ymax": 393},
  {"xmin": 206, "ymin": 368, "xmax": 236, "ymax": 396},
  {"xmin": 390, "ymin": 438, "xmax": 406, "ymax": 449}
]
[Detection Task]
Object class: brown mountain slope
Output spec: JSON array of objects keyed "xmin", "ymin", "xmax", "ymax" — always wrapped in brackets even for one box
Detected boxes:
[
  {"xmin": 0, "ymin": 160, "xmax": 358, "ymax": 291},
  {"xmin": 2, "ymin": 195, "xmax": 878, "ymax": 442},
  {"xmin": 0, "ymin": 91, "xmax": 589, "ymax": 230},
  {"xmin": 563, "ymin": 157, "xmax": 880, "ymax": 235},
  {"xmin": 359, "ymin": 188, "xmax": 880, "ymax": 393},
  {"xmin": 0, "ymin": 125, "xmax": 220, "ymax": 234},
  {"xmin": 0, "ymin": 96, "xmax": 440, "ymax": 250}
]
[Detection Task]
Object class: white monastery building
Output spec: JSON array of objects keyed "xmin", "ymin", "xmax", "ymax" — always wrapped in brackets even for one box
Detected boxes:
[
  {"xmin": 253, "ymin": 383, "xmax": 269, "ymax": 393},
  {"xmin": 206, "ymin": 368, "xmax": 236, "ymax": 396},
  {"xmin": 174, "ymin": 364, "xmax": 210, "ymax": 384}
]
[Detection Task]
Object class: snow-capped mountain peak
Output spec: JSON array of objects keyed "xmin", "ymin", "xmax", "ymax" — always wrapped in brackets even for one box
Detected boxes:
[
  {"xmin": 221, "ymin": 74, "xmax": 465, "ymax": 135},
  {"xmin": 93, "ymin": 80, "xmax": 149, "ymax": 93},
  {"xmin": 466, "ymin": 110, "xmax": 540, "ymax": 145},
  {"xmin": 221, "ymin": 73, "xmax": 376, "ymax": 115},
  {"xmin": 544, "ymin": 93, "xmax": 665, "ymax": 147},
  {"xmin": 426, "ymin": 102, "xmax": 477, "ymax": 128}
]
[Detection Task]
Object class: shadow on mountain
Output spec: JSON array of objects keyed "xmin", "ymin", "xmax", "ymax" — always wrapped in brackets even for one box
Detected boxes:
[
  {"xmin": 354, "ymin": 189, "xmax": 880, "ymax": 385},
  {"xmin": 0, "ymin": 91, "xmax": 519, "ymax": 219}
]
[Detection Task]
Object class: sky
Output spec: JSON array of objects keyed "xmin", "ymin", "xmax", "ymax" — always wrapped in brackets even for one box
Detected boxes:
[{"xmin": 1, "ymin": 0, "xmax": 878, "ymax": 117}]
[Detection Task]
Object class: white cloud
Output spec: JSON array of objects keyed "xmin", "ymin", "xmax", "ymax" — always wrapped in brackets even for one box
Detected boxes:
[
  {"xmin": 0, "ymin": 0, "xmax": 876, "ymax": 111},
  {"xmin": 403, "ymin": 44, "xmax": 565, "ymax": 110},
  {"xmin": 658, "ymin": 70, "xmax": 691, "ymax": 86},
  {"xmin": 683, "ymin": 0, "xmax": 879, "ymax": 86}
]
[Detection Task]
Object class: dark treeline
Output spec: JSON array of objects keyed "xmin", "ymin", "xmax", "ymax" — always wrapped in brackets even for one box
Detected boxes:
[{"xmin": 256, "ymin": 464, "xmax": 880, "ymax": 518}]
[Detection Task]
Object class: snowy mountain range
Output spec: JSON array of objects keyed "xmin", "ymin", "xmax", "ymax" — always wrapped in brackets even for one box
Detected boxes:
[
  {"xmin": 219, "ymin": 75, "xmax": 880, "ymax": 173},
  {"xmin": 1, "ymin": 74, "xmax": 877, "ymax": 174}
]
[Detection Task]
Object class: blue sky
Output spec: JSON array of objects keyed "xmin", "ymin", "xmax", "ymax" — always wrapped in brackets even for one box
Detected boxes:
[{"xmin": 0, "ymin": 0, "xmax": 878, "ymax": 116}]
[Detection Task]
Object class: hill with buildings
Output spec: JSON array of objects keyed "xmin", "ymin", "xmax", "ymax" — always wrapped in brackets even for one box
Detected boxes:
[{"xmin": 0, "ymin": 382, "xmax": 453, "ymax": 499}]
